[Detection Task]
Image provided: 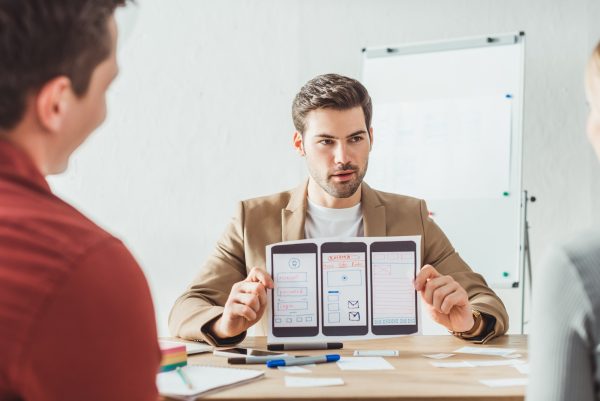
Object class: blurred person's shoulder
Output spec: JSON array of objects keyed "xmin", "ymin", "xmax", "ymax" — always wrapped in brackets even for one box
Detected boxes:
[
  {"xmin": 544, "ymin": 228, "xmax": 600, "ymax": 301},
  {"xmin": 562, "ymin": 228, "xmax": 600, "ymax": 276}
]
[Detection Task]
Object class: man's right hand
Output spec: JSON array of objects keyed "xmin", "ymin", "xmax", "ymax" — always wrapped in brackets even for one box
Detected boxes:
[{"xmin": 210, "ymin": 267, "xmax": 274, "ymax": 339}]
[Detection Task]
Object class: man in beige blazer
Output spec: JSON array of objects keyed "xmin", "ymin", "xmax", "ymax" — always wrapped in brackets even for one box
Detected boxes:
[{"xmin": 169, "ymin": 74, "xmax": 508, "ymax": 346}]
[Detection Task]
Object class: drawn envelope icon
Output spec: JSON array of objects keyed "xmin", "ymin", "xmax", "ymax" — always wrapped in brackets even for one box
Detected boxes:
[
  {"xmin": 348, "ymin": 311, "xmax": 361, "ymax": 321},
  {"xmin": 347, "ymin": 300, "xmax": 359, "ymax": 309}
]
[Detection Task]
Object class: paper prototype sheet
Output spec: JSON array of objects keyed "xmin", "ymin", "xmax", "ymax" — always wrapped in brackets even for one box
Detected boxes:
[{"xmin": 267, "ymin": 236, "xmax": 421, "ymax": 343}]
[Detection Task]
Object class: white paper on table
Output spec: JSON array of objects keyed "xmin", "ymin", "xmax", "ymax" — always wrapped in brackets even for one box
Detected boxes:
[
  {"xmin": 278, "ymin": 366, "xmax": 312, "ymax": 373},
  {"xmin": 503, "ymin": 353, "xmax": 523, "ymax": 359},
  {"xmin": 454, "ymin": 346, "xmax": 516, "ymax": 357},
  {"xmin": 336, "ymin": 357, "xmax": 395, "ymax": 371},
  {"xmin": 513, "ymin": 363, "xmax": 530, "ymax": 374},
  {"xmin": 354, "ymin": 350, "xmax": 398, "ymax": 357},
  {"xmin": 284, "ymin": 376, "xmax": 345, "ymax": 388},
  {"xmin": 479, "ymin": 378, "xmax": 529, "ymax": 388},
  {"xmin": 469, "ymin": 359, "xmax": 526, "ymax": 367},
  {"xmin": 423, "ymin": 353, "xmax": 455, "ymax": 359},
  {"xmin": 430, "ymin": 361, "xmax": 475, "ymax": 368}
]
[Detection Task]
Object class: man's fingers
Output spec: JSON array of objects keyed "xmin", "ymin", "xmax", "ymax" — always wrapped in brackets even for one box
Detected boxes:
[
  {"xmin": 414, "ymin": 264, "xmax": 441, "ymax": 291},
  {"xmin": 229, "ymin": 303, "xmax": 258, "ymax": 322},
  {"xmin": 431, "ymin": 282, "xmax": 457, "ymax": 313},
  {"xmin": 256, "ymin": 285, "xmax": 267, "ymax": 307},
  {"xmin": 422, "ymin": 275, "xmax": 452, "ymax": 305},
  {"xmin": 440, "ymin": 290, "xmax": 468, "ymax": 314},
  {"xmin": 234, "ymin": 281, "xmax": 268, "ymax": 309},
  {"xmin": 246, "ymin": 267, "xmax": 274, "ymax": 288},
  {"xmin": 231, "ymin": 292, "xmax": 261, "ymax": 314},
  {"xmin": 236, "ymin": 281, "xmax": 266, "ymax": 296}
]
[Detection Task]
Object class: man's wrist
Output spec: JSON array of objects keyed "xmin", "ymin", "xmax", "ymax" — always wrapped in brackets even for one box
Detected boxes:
[
  {"xmin": 208, "ymin": 316, "xmax": 227, "ymax": 339},
  {"xmin": 201, "ymin": 315, "xmax": 247, "ymax": 346},
  {"xmin": 451, "ymin": 309, "xmax": 485, "ymax": 338}
]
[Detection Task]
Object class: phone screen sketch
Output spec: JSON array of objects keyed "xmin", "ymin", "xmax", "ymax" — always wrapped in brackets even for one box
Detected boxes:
[
  {"xmin": 370, "ymin": 241, "xmax": 418, "ymax": 335},
  {"xmin": 321, "ymin": 242, "xmax": 368, "ymax": 336},
  {"xmin": 271, "ymin": 243, "xmax": 319, "ymax": 337}
]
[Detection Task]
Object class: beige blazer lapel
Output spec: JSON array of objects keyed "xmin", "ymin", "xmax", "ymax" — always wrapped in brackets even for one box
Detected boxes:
[
  {"xmin": 361, "ymin": 182, "xmax": 386, "ymax": 237},
  {"xmin": 281, "ymin": 180, "xmax": 308, "ymax": 241}
]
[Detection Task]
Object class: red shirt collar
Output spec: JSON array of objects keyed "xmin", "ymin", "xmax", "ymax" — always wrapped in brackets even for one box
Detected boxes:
[{"xmin": 0, "ymin": 139, "xmax": 51, "ymax": 193}]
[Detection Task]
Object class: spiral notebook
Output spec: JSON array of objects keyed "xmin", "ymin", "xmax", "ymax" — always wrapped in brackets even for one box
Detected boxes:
[{"xmin": 157, "ymin": 365, "xmax": 264, "ymax": 399}]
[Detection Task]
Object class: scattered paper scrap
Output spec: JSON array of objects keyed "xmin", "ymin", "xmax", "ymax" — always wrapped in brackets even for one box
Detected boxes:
[
  {"xmin": 469, "ymin": 359, "xmax": 526, "ymax": 367},
  {"xmin": 284, "ymin": 376, "xmax": 344, "ymax": 388},
  {"xmin": 354, "ymin": 350, "xmax": 399, "ymax": 357},
  {"xmin": 423, "ymin": 353, "xmax": 455, "ymax": 359},
  {"xmin": 337, "ymin": 357, "xmax": 395, "ymax": 370},
  {"xmin": 431, "ymin": 361, "xmax": 475, "ymax": 368},
  {"xmin": 431, "ymin": 359, "xmax": 526, "ymax": 368},
  {"xmin": 278, "ymin": 366, "xmax": 312, "ymax": 373},
  {"xmin": 454, "ymin": 346, "xmax": 516, "ymax": 357},
  {"xmin": 513, "ymin": 363, "xmax": 530, "ymax": 374},
  {"xmin": 479, "ymin": 378, "xmax": 529, "ymax": 388}
]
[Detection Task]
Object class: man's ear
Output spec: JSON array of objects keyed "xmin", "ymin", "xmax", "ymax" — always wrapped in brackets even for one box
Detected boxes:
[
  {"xmin": 35, "ymin": 76, "xmax": 72, "ymax": 133},
  {"xmin": 368, "ymin": 126, "xmax": 374, "ymax": 151},
  {"xmin": 293, "ymin": 131, "xmax": 305, "ymax": 156}
]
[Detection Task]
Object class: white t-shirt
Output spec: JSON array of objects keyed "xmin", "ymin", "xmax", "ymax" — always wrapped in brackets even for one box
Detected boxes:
[{"xmin": 304, "ymin": 198, "xmax": 364, "ymax": 239}]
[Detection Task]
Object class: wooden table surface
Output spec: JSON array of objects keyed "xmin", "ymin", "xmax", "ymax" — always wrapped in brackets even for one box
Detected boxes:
[{"xmin": 168, "ymin": 335, "xmax": 528, "ymax": 401}]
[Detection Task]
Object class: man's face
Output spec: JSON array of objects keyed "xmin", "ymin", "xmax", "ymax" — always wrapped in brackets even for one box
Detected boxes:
[
  {"xmin": 299, "ymin": 106, "xmax": 372, "ymax": 199},
  {"xmin": 51, "ymin": 16, "xmax": 119, "ymax": 174}
]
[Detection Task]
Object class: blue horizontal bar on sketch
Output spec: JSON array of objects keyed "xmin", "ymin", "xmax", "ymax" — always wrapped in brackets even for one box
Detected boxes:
[{"xmin": 328, "ymin": 291, "xmax": 339, "ymax": 294}]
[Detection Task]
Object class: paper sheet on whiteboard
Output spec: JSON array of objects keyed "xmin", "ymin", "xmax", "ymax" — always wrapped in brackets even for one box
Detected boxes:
[{"xmin": 367, "ymin": 96, "xmax": 512, "ymax": 200}]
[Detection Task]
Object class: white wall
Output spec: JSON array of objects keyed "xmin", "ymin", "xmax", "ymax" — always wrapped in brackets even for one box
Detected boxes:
[{"xmin": 49, "ymin": 0, "xmax": 600, "ymax": 336}]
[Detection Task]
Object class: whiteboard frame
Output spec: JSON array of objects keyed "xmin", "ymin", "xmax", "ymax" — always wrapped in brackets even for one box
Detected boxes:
[{"xmin": 361, "ymin": 32, "xmax": 526, "ymax": 288}]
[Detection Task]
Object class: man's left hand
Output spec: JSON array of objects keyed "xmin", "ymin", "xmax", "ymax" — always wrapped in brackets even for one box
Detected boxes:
[{"xmin": 413, "ymin": 264, "xmax": 474, "ymax": 332}]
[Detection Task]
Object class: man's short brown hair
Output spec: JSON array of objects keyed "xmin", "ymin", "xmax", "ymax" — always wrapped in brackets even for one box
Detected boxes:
[
  {"xmin": 292, "ymin": 73, "xmax": 373, "ymax": 134},
  {"xmin": 0, "ymin": 0, "xmax": 128, "ymax": 131}
]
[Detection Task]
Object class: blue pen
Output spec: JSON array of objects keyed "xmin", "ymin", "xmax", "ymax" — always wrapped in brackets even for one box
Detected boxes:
[{"xmin": 267, "ymin": 354, "xmax": 340, "ymax": 368}]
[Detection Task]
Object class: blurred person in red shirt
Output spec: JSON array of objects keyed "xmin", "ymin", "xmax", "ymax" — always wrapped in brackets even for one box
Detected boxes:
[{"xmin": 0, "ymin": 1, "xmax": 160, "ymax": 400}]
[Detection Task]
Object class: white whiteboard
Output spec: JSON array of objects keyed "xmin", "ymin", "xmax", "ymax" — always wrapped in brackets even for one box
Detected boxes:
[{"xmin": 362, "ymin": 34, "xmax": 524, "ymax": 287}]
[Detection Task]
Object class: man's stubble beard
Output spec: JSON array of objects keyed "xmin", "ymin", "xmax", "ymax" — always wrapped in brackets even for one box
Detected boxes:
[{"xmin": 308, "ymin": 159, "xmax": 369, "ymax": 199}]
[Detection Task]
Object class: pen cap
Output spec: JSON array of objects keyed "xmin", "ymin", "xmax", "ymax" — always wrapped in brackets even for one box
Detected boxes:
[
  {"xmin": 326, "ymin": 355, "xmax": 341, "ymax": 362},
  {"xmin": 266, "ymin": 359, "xmax": 286, "ymax": 368}
]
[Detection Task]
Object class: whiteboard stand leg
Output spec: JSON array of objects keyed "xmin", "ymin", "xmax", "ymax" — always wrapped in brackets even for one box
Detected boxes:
[{"xmin": 520, "ymin": 191, "xmax": 536, "ymax": 334}]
